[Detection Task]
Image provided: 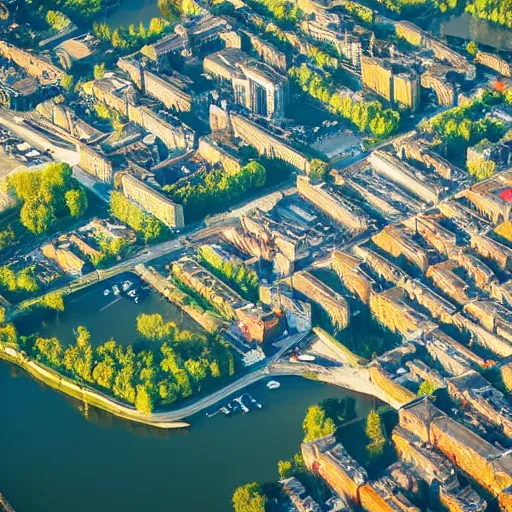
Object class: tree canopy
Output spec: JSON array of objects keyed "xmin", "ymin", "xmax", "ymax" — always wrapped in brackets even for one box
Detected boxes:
[
  {"xmin": 303, "ymin": 404, "xmax": 336, "ymax": 442},
  {"xmin": 232, "ymin": 483, "xmax": 267, "ymax": 512},
  {"xmin": 8, "ymin": 163, "xmax": 88, "ymax": 235}
]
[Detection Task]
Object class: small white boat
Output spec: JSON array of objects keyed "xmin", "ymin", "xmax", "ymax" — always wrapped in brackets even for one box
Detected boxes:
[
  {"xmin": 103, "ymin": 289, "xmax": 110, "ymax": 296},
  {"xmin": 112, "ymin": 285, "xmax": 120, "ymax": 296},
  {"xmin": 134, "ymin": 297, "xmax": 139, "ymax": 304},
  {"xmin": 298, "ymin": 354, "xmax": 315, "ymax": 362},
  {"xmin": 266, "ymin": 380, "xmax": 280, "ymax": 390},
  {"xmin": 127, "ymin": 290, "xmax": 137, "ymax": 297},
  {"xmin": 122, "ymin": 280, "xmax": 133, "ymax": 291}
]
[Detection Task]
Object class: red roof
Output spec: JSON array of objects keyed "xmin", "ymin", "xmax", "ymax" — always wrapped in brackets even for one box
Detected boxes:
[
  {"xmin": 499, "ymin": 188, "xmax": 512, "ymax": 202},
  {"xmin": 495, "ymin": 80, "xmax": 507, "ymax": 93}
]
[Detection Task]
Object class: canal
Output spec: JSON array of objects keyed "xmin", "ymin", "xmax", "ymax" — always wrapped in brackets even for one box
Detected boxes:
[{"xmin": 0, "ymin": 363, "xmax": 374, "ymax": 512}]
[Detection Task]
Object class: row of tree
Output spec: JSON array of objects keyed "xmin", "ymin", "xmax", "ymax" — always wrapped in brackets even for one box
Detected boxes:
[
  {"xmin": 246, "ymin": 0, "xmax": 302, "ymax": 26},
  {"xmin": 110, "ymin": 191, "xmax": 164, "ymax": 243},
  {"xmin": 197, "ymin": 245, "xmax": 259, "ymax": 302},
  {"xmin": 7, "ymin": 163, "xmax": 88, "ymax": 235},
  {"xmin": 93, "ymin": 18, "xmax": 169, "ymax": 52},
  {"xmin": 0, "ymin": 265, "xmax": 39, "ymax": 297},
  {"xmin": 465, "ymin": 0, "xmax": 512, "ymax": 28},
  {"xmin": 2, "ymin": 313, "xmax": 236, "ymax": 415},
  {"xmin": 165, "ymin": 161, "xmax": 267, "ymax": 222},
  {"xmin": 289, "ymin": 64, "xmax": 401, "ymax": 139}
]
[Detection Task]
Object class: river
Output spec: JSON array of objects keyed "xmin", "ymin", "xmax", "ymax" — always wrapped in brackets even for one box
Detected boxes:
[
  {"xmin": 432, "ymin": 12, "xmax": 512, "ymax": 51},
  {"xmin": 4, "ymin": 274, "xmax": 376, "ymax": 512},
  {"xmin": 0, "ymin": 363, "xmax": 374, "ymax": 512}
]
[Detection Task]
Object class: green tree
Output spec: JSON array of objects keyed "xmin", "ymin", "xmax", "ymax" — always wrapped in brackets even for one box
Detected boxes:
[
  {"xmin": 93, "ymin": 63, "xmax": 106, "ymax": 79},
  {"xmin": 46, "ymin": 10, "xmax": 71, "ymax": 30},
  {"xmin": 303, "ymin": 405, "xmax": 336, "ymax": 442},
  {"xmin": 64, "ymin": 326, "xmax": 94, "ymax": 383},
  {"xmin": 466, "ymin": 40, "xmax": 478, "ymax": 56},
  {"xmin": 0, "ymin": 226, "xmax": 15, "ymax": 251},
  {"xmin": 277, "ymin": 460, "xmax": 293, "ymax": 479},
  {"xmin": 468, "ymin": 157, "xmax": 496, "ymax": 181},
  {"xmin": 137, "ymin": 313, "xmax": 175, "ymax": 341},
  {"xmin": 92, "ymin": 359, "xmax": 116, "ymax": 389},
  {"xmin": 232, "ymin": 482, "xmax": 267, "ymax": 512},
  {"xmin": 65, "ymin": 188, "xmax": 88, "ymax": 217},
  {"xmin": 418, "ymin": 380, "xmax": 437, "ymax": 396},
  {"xmin": 34, "ymin": 336, "xmax": 64, "ymax": 368},
  {"xmin": 60, "ymin": 74, "xmax": 74, "ymax": 91},
  {"xmin": 365, "ymin": 410, "xmax": 386, "ymax": 458},
  {"xmin": 309, "ymin": 159, "xmax": 328, "ymax": 183},
  {"xmin": 43, "ymin": 292, "xmax": 65, "ymax": 312},
  {"xmin": 135, "ymin": 384, "xmax": 154, "ymax": 414}
]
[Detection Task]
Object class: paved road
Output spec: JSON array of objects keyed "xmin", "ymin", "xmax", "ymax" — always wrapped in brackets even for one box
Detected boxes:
[{"xmin": 0, "ymin": 108, "xmax": 79, "ymax": 166}]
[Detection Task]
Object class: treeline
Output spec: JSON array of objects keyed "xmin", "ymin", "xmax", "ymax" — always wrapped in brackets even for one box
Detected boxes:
[
  {"xmin": 0, "ymin": 265, "xmax": 39, "ymax": 297},
  {"xmin": 165, "ymin": 161, "xmax": 267, "ymax": 222},
  {"xmin": 465, "ymin": 0, "xmax": 512, "ymax": 28},
  {"xmin": 7, "ymin": 163, "xmax": 88, "ymax": 236},
  {"xmin": 289, "ymin": 64, "xmax": 400, "ymax": 139},
  {"xmin": 110, "ymin": 191, "xmax": 164, "ymax": 243},
  {"xmin": 420, "ymin": 91, "xmax": 506, "ymax": 166},
  {"xmin": 93, "ymin": 18, "xmax": 169, "ymax": 52},
  {"xmin": 245, "ymin": 0, "xmax": 302, "ymax": 26},
  {"xmin": 2, "ymin": 313, "xmax": 235, "ymax": 415},
  {"xmin": 197, "ymin": 245, "xmax": 259, "ymax": 302}
]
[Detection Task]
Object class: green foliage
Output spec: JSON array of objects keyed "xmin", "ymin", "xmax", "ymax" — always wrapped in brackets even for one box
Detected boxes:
[
  {"xmin": 2, "ymin": 313, "xmax": 234, "ymax": 413},
  {"xmin": 93, "ymin": 102, "xmax": 112, "ymax": 120},
  {"xmin": 465, "ymin": 0, "xmax": 512, "ymax": 28},
  {"xmin": 466, "ymin": 40, "xmax": 479, "ymax": 56},
  {"xmin": 165, "ymin": 161, "xmax": 267, "ymax": 222},
  {"xmin": 42, "ymin": 292, "xmax": 65, "ymax": 312},
  {"xmin": 137, "ymin": 313, "xmax": 176, "ymax": 341},
  {"xmin": 303, "ymin": 404, "xmax": 336, "ymax": 442},
  {"xmin": 93, "ymin": 17, "xmax": 169, "ymax": 52},
  {"xmin": 277, "ymin": 460, "xmax": 293, "ymax": 479},
  {"xmin": 246, "ymin": 0, "xmax": 302, "ymax": 26},
  {"xmin": 289, "ymin": 64, "xmax": 400, "ymax": 139},
  {"xmin": 307, "ymin": 46, "xmax": 337, "ymax": 71},
  {"xmin": 34, "ymin": 336, "xmax": 64, "ymax": 368},
  {"xmin": 417, "ymin": 379, "xmax": 437, "ymax": 397},
  {"xmin": 8, "ymin": 162, "xmax": 87, "ymax": 235},
  {"xmin": 232, "ymin": 482, "xmax": 267, "ymax": 512},
  {"xmin": 468, "ymin": 157, "xmax": 496, "ymax": 181},
  {"xmin": 65, "ymin": 188, "xmax": 88, "ymax": 218},
  {"xmin": 110, "ymin": 191, "xmax": 164, "ymax": 243},
  {"xmin": 93, "ymin": 63, "xmax": 106, "ymax": 80},
  {"xmin": 344, "ymin": 1, "xmax": 374, "ymax": 22},
  {"xmin": 197, "ymin": 245, "xmax": 259, "ymax": 302},
  {"xmin": 0, "ymin": 265, "xmax": 39, "ymax": 297},
  {"xmin": 309, "ymin": 159, "xmax": 328, "ymax": 183},
  {"xmin": 420, "ymin": 95, "xmax": 506, "ymax": 166},
  {"xmin": 0, "ymin": 225, "xmax": 15, "ymax": 251},
  {"xmin": 60, "ymin": 74, "xmax": 74, "ymax": 91},
  {"xmin": 45, "ymin": 10, "xmax": 71, "ymax": 30},
  {"xmin": 365, "ymin": 410, "xmax": 386, "ymax": 459},
  {"xmin": 91, "ymin": 237, "xmax": 128, "ymax": 268}
]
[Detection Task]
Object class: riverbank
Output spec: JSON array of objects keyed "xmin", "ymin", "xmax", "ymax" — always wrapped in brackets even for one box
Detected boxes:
[{"xmin": 0, "ymin": 345, "xmax": 189, "ymax": 429}]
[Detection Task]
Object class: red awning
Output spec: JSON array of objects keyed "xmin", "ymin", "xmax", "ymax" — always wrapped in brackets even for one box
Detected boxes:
[{"xmin": 499, "ymin": 188, "xmax": 512, "ymax": 202}]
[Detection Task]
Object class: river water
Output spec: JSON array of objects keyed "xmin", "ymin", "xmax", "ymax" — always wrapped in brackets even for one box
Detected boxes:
[
  {"xmin": 432, "ymin": 12, "xmax": 512, "ymax": 51},
  {"xmin": 3, "ymin": 276, "xmax": 376, "ymax": 512},
  {"xmin": 0, "ymin": 363, "xmax": 374, "ymax": 512}
]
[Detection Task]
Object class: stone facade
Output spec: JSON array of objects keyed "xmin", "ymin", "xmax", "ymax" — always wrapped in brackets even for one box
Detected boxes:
[
  {"xmin": 476, "ymin": 51, "xmax": 512, "ymax": 78},
  {"xmin": 297, "ymin": 176, "xmax": 368, "ymax": 232},
  {"xmin": 197, "ymin": 137, "xmax": 241, "ymax": 174},
  {"xmin": 229, "ymin": 112, "xmax": 310, "ymax": 173},
  {"xmin": 0, "ymin": 41, "xmax": 64, "ymax": 85},
  {"xmin": 121, "ymin": 174, "xmax": 184, "ymax": 228},
  {"xmin": 77, "ymin": 143, "xmax": 113, "ymax": 184},
  {"xmin": 117, "ymin": 58, "xmax": 192, "ymax": 112}
]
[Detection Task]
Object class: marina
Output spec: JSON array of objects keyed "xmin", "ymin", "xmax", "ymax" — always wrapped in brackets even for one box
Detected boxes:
[{"xmin": 206, "ymin": 391, "xmax": 264, "ymax": 418}]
